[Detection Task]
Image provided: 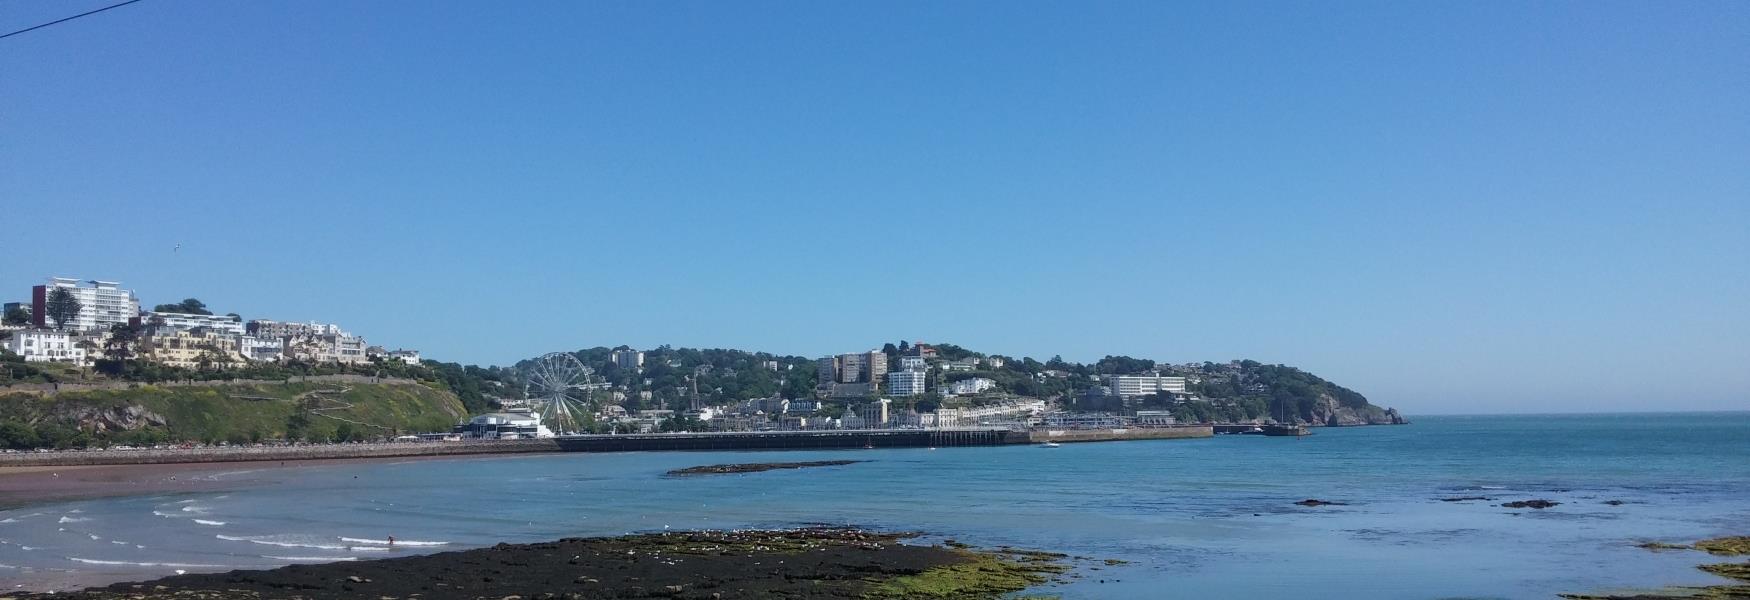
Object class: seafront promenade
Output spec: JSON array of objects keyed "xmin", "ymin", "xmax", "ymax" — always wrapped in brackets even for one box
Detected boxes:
[{"xmin": 0, "ymin": 426, "xmax": 1215, "ymax": 467}]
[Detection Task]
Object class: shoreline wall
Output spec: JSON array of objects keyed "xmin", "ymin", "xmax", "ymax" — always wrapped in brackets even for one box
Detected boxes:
[{"xmin": 0, "ymin": 439, "xmax": 558, "ymax": 467}]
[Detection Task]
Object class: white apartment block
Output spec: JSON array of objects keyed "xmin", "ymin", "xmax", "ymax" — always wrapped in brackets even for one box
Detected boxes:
[
  {"xmin": 31, "ymin": 278, "xmax": 139, "ymax": 332},
  {"xmin": 246, "ymin": 319, "xmax": 344, "ymax": 339},
  {"xmin": 2, "ymin": 329, "xmax": 89, "ymax": 366},
  {"xmin": 887, "ymin": 370, "xmax": 927, "ymax": 396},
  {"xmin": 1104, "ymin": 373, "xmax": 1188, "ymax": 398},
  {"xmin": 239, "ymin": 335, "xmax": 283, "ymax": 362},
  {"xmin": 898, "ymin": 356, "xmax": 927, "ymax": 371},
  {"xmin": 612, "ymin": 349, "xmax": 644, "ymax": 370},
  {"xmin": 947, "ymin": 377, "xmax": 997, "ymax": 396},
  {"xmin": 149, "ymin": 312, "xmax": 246, "ymax": 336},
  {"xmin": 388, "ymin": 349, "xmax": 421, "ymax": 365}
]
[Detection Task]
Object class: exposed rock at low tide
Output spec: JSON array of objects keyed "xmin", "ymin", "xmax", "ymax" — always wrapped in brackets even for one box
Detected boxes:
[
  {"xmin": 667, "ymin": 460, "xmax": 864, "ymax": 476},
  {"xmin": 0, "ymin": 528, "xmax": 1067, "ymax": 600},
  {"xmin": 1565, "ymin": 535, "xmax": 1750, "ymax": 599},
  {"xmin": 1440, "ymin": 496, "xmax": 1493, "ymax": 502},
  {"xmin": 1698, "ymin": 537, "xmax": 1750, "ymax": 556},
  {"xmin": 1294, "ymin": 499, "xmax": 1349, "ymax": 507},
  {"xmin": 1501, "ymin": 499, "xmax": 1560, "ymax": 509}
]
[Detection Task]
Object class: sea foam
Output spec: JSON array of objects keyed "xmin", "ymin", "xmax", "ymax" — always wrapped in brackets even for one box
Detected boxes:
[
  {"xmin": 340, "ymin": 537, "xmax": 449, "ymax": 547},
  {"xmin": 68, "ymin": 558, "xmax": 226, "ymax": 568}
]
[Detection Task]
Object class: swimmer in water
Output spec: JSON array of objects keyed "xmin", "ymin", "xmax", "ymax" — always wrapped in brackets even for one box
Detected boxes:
[{"xmin": 387, "ymin": 535, "xmax": 395, "ymax": 546}]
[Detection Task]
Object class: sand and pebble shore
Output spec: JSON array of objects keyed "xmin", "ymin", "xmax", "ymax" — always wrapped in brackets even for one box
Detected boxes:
[{"xmin": 0, "ymin": 528, "xmax": 1067, "ymax": 600}]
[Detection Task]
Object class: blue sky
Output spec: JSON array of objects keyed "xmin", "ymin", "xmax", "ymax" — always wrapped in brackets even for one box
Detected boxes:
[{"xmin": 2, "ymin": 1, "xmax": 1745, "ymax": 414}]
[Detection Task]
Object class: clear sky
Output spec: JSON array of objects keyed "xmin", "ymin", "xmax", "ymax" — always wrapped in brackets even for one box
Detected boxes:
[{"xmin": 3, "ymin": 1, "xmax": 1746, "ymax": 414}]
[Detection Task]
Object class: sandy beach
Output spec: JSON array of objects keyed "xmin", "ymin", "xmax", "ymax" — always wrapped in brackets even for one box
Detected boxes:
[{"xmin": 0, "ymin": 454, "xmax": 541, "ymax": 510}]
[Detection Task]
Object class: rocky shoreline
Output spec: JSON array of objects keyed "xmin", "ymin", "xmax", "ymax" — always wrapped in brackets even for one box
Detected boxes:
[
  {"xmin": 0, "ymin": 528, "xmax": 1067, "ymax": 600},
  {"xmin": 1563, "ymin": 536, "xmax": 1750, "ymax": 600}
]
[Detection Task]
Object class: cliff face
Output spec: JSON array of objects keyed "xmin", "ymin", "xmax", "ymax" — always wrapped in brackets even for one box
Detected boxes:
[
  {"xmin": 0, "ymin": 382, "xmax": 466, "ymax": 444},
  {"xmin": 1307, "ymin": 392, "xmax": 1406, "ymax": 426},
  {"xmin": 58, "ymin": 404, "xmax": 169, "ymax": 432}
]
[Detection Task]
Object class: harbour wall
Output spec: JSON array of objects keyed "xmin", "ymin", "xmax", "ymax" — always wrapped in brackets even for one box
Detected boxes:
[
  {"xmin": 1029, "ymin": 426, "xmax": 1213, "ymax": 443},
  {"xmin": 0, "ymin": 427, "xmax": 1214, "ymax": 467}
]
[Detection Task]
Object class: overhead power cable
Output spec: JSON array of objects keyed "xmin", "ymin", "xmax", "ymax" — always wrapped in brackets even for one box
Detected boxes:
[{"xmin": 0, "ymin": 0, "xmax": 147, "ymax": 41}]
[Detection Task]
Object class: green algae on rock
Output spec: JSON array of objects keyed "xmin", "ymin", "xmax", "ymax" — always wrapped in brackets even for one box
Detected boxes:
[
  {"xmin": 863, "ymin": 546, "xmax": 1070, "ymax": 599},
  {"xmin": 1638, "ymin": 541, "xmax": 1697, "ymax": 552},
  {"xmin": 1697, "ymin": 537, "xmax": 1750, "ymax": 557},
  {"xmin": 1563, "ymin": 536, "xmax": 1750, "ymax": 600}
]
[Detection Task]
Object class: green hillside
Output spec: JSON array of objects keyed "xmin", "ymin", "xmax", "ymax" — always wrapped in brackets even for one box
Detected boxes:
[{"xmin": 0, "ymin": 382, "xmax": 467, "ymax": 449}]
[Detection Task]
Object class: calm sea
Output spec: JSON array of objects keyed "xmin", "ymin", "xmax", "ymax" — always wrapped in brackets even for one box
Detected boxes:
[{"xmin": 3, "ymin": 413, "xmax": 1748, "ymax": 598}]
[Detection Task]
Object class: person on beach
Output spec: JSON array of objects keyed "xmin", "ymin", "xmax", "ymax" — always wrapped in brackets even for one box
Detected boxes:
[{"xmin": 387, "ymin": 535, "xmax": 395, "ymax": 546}]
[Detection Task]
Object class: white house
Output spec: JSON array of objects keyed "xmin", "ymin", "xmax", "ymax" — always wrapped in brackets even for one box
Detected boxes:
[
  {"xmin": 2, "ymin": 329, "xmax": 89, "ymax": 366},
  {"xmin": 947, "ymin": 377, "xmax": 997, "ymax": 396},
  {"xmin": 148, "ymin": 312, "xmax": 245, "ymax": 336}
]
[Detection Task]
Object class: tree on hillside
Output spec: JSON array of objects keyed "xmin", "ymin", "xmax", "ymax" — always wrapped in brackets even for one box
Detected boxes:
[
  {"xmin": 96, "ymin": 323, "xmax": 144, "ymax": 376},
  {"xmin": 1095, "ymin": 355, "xmax": 1156, "ymax": 375},
  {"xmin": 75, "ymin": 339, "xmax": 100, "ymax": 372},
  {"xmin": 152, "ymin": 298, "xmax": 212, "ymax": 315},
  {"xmin": 2, "ymin": 305, "xmax": 29, "ymax": 326},
  {"xmin": 45, "ymin": 287, "xmax": 82, "ymax": 331}
]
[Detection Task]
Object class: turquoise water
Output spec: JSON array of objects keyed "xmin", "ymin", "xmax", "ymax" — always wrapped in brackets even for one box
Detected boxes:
[{"xmin": 3, "ymin": 413, "xmax": 1748, "ymax": 598}]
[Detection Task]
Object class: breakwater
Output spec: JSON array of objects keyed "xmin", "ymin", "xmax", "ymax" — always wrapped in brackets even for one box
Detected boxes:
[
  {"xmin": 1030, "ymin": 426, "xmax": 1213, "ymax": 443},
  {"xmin": 554, "ymin": 427, "xmax": 1026, "ymax": 452}
]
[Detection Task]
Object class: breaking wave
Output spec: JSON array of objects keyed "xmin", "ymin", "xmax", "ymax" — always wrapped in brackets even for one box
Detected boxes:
[
  {"xmin": 67, "ymin": 557, "xmax": 227, "ymax": 568},
  {"xmin": 216, "ymin": 534, "xmax": 346, "ymax": 551},
  {"xmin": 192, "ymin": 520, "xmax": 226, "ymax": 526},
  {"xmin": 58, "ymin": 516, "xmax": 91, "ymax": 523},
  {"xmin": 264, "ymin": 555, "xmax": 358, "ymax": 562},
  {"xmin": 340, "ymin": 537, "xmax": 449, "ymax": 547}
]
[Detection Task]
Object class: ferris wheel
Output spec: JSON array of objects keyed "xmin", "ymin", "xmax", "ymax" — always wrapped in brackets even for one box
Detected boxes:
[{"xmin": 524, "ymin": 352, "xmax": 593, "ymax": 435}]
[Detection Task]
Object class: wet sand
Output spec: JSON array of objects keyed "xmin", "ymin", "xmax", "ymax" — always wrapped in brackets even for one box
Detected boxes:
[{"xmin": 0, "ymin": 454, "xmax": 542, "ymax": 510}]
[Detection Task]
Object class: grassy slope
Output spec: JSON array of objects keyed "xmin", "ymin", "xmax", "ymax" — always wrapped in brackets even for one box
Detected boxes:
[{"xmin": 0, "ymin": 382, "xmax": 466, "ymax": 443}]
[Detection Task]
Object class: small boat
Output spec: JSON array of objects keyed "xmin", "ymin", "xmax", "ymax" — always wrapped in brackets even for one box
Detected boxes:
[
  {"xmin": 1262, "ymin": 424, "xmax": 1311, "ymax": 437},
  {"xmin": 1040, "ymin": 442, "xmax": 1061, "ymax": 448}
]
